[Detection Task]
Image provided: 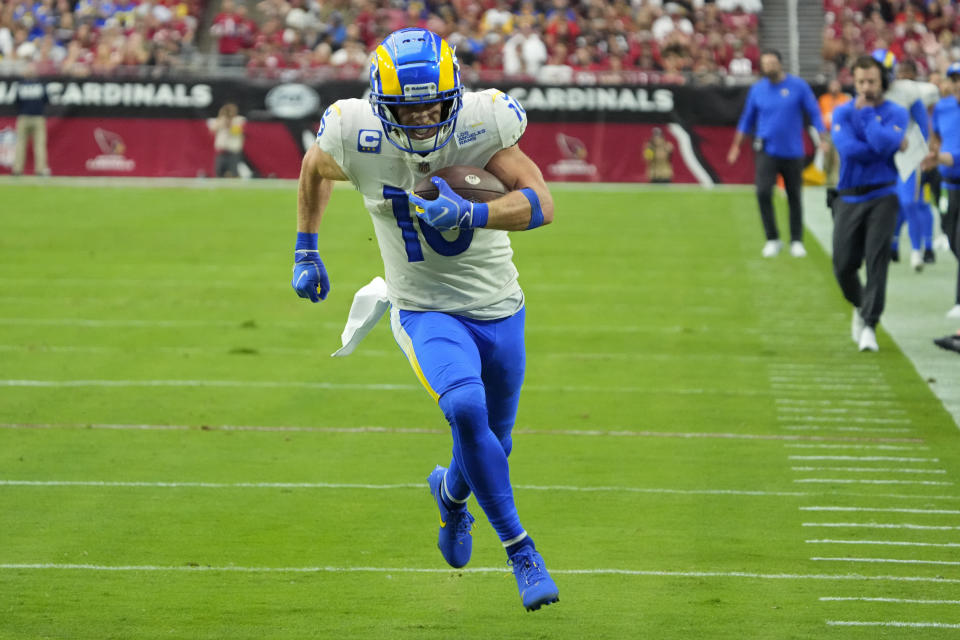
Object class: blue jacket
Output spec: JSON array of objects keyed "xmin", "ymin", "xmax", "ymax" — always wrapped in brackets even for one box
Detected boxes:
[
  {"xmin": 932, "ymin": 96, "xmax": 960, "ymax": 185},
  {"xmin": 14, "ymin": 80, "xmax": 48, "ymax": 117},
  {"xmin": 831, "ymin": 99, "xmax": 908, "ymax": 203},
  {"xmin": 736, "ymin": 74, "xmax": 825, "ymax": 158}
]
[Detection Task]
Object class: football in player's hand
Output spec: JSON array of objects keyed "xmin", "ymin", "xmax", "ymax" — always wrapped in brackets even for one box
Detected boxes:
[{"xmin": 413, "ymin": 166, "xmax": 507, "ymax": 203}]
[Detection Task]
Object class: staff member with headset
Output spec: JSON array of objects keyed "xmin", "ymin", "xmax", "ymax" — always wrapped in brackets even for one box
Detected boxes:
[
  {"xmin": 925, "ymin": 62, "xmax": 960, "ymax": 320},
  {"xmin": 728, "ymin": 49, "xmax": 825, "ymax": 258},
  {"xmin": 829, "ymin": 55, "xmax": 908, "ymax": 352}
]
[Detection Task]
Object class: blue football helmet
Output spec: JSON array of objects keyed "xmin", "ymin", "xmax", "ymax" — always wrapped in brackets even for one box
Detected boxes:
[
  {"xmin": 871, "ymin": 48, "xmax": 897, "ymax": 71},
  {"xmin": 369, "ymin": 28, "xmax": 463, "ymax": 154}
]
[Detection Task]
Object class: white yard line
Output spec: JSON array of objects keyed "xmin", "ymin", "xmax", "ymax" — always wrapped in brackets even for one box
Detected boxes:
[
  {"xmin": 784, "ymin": 444, "xmax": 928, "ymax": 451},
  {"xmin": 826, "ymin": 621, "xmax": 960, "ymax": 629},
  {"xmin": 794, "ymin": 479, "xmax": 952, "ymax": 486},
  {"xmin": 806, "ymin": 539, "xmax": 960, "ymax": 548},
  {"xmin": 791, "ymin": 466, "xmax": 946, "ymax": 474},
  {"xmin": 789, "ymin": 456, "xmax": 937, "ymax": 462},
  {"xmin": 802, "ymin": 506, "xmax": 960, "ymax": 514},
  {"xmin": 820, "ymin": 597, "xmax": 960, "ymax": 604},
  {"xmin": 812, "ymin": 557, "xmax": 960, "ymax": 566},
  {"xmin": 776, "ymin": 416, "xmax": 911, "ymax": 425},
  {"xmin": 0, "ymin": 379, "xmax": 721, "ymax": 395},
  {"xmin": 0, "ymin": 422, "xmax": 925, "ymax": 444},
  {"xmin": 777, "ymin": 407, "xmax": 907, "ymax": 415},
  {"xmin": 0, "ymin": 479, "xmax": 810, "ymax": 498},
  {"xmin": 781, "ymin": 426, "xmax": 914, "ymax": 433},
  {"xmin": 0, "ymin": 563, "xmax": 957, "ymax": 583},
  {"xmin": 803, "ymin": 522, "xmax": 960, "ymax": 531}
]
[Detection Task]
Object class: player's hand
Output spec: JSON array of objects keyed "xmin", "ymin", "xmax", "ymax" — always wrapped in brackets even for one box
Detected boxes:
[
  {"xmin": 726, "ymin": 146, "xmax": 739, "ymax": 165},
  {"xmin": 291, "ymin": 250, "xmax": 330, "ymax": 303},
  {"xmin": 408, "ymin": 177, "xmax": 480, "ymax": 231}
]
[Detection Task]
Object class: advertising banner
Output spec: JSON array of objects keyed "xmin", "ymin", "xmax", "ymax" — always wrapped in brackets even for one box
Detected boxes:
[{"xmin": 0, "ymin": 77, "xmax": 772, "ymax": 183}]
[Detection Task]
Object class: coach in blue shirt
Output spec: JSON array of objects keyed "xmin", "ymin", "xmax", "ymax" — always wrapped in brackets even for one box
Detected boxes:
[
  {"xmin": 926, "ymin": 63, "xmax": 960, "ymax": 319},
  {"xmin": 830, "ymin": 55, "xmax": 908, "ymax": 352},
  {"xmin": 728, "ymin": 49, "xmax": 825, "ymax": 258}
]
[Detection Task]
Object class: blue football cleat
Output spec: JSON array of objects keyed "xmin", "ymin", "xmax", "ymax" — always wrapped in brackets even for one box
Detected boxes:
[
  {"xmin": 509, "ymin": 547, "xmax": 559, "ymax": 611},
  {"xmin": 427, "ymin": 465, "xmax": 475, "ymax": 568}
]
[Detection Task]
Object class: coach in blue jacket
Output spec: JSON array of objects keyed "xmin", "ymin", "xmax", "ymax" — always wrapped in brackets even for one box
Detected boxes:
[
  {"xmin": 830, "ymin": 55, "xmax": 908, "ymax": 352},
  {"xmin": 728, "ymin": 49, "xmax": 825, "ymax": 258}
]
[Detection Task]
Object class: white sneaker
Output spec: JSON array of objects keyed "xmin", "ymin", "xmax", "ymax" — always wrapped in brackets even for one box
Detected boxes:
[
  {"xmin": 851, "ymin": 308, "xmax": 865, "ymax": 344},
  {"xmin": 762, "ymin": 240, "xmax": 782, "ymax": 258},
  {"xmin": 947, "ymin": 304, "xmax": 960, "ymax": 319},
  {"xmin": 789, "ymin": 241, "xmax": 807, "ymax": 257},
  {"xmin": 910, "ymin": 250, "xmax": 924, "ymax": 272},
  {"xmin": 858, "ymin": 326, "xmax": 879, "ymax": 352}
]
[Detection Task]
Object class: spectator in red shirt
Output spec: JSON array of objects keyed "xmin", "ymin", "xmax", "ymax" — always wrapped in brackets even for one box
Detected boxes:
[{"xmin": 210, "ymin": 0, "xmax": 252, "ymax": 62}]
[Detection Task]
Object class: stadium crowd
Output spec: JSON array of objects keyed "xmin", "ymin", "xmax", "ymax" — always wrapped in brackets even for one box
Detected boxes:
[
  {"xmin": 823, "ymin": 0, "xmax": 960, "ymax": 83},
  {"xmin": 0, "ymin": 0, "xmax": 764, "ymax": 82},
  {"xmin": 0, "ymin": 0, "xmax": 205, "ymax": 75}
]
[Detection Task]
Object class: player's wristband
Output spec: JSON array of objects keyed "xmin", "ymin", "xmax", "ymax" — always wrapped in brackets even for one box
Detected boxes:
[
  {"xmin": 296, "ymin": 232, "xmax": 318, "ymax": 251},
  {"xmin": 471, "ymin": 203, "xmax": 489, "ymax": 228},
  {"xmin": 520, "ymin": 188, "xmax": 544, "ymax": 230}
]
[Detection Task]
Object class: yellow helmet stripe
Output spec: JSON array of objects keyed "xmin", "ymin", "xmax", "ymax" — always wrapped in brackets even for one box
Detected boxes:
[
  {"xmin": 884, "ymin": 51, "xmax": 895, "ymax": 68},
  {"xmin": 438, "ymin": 40, "xmax": 455, "ymax": 92},
  {"xmin": 375, "ymin": 45, "xmax": 401, "ymax": 95}
]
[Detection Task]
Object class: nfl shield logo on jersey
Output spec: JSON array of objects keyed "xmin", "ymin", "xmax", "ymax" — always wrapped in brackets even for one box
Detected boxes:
[{"xmin": 358, "ymin": 129, "xmax": 382, "ymax": 153}]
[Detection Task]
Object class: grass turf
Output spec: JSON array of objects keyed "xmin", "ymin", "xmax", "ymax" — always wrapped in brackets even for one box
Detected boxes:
[{"xmin": 0, "ymin": 183, "xmax": 958, "ymax": 639}]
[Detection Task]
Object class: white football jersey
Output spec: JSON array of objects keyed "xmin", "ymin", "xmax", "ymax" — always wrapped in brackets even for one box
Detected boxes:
[
  {"xmin": 886, "ymin": 79, "xmax": 941, "ymax": 173},
  {"xmin": 886, "ymin": 78, "xmax": 941, "ymax": 111},
  {"xmin": 315, "ymin": 89, "xmax": 528, "ymax": 320}
]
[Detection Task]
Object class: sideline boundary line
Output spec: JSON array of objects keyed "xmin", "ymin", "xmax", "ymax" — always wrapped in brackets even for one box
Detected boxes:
[
  {"xmin": 0, "ymin": 422, "xmax": 926, "ymax": 444},
  {"xmin": 1, "ymin": 563, "xmax": 958, "ymax": 583},
  {"xmin": 0, "ymin": 479, "xmax": 809, "ymax": 497}
]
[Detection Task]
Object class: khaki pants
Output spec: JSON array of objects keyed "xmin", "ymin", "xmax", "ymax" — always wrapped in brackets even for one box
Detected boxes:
[{"xmin": 13, "ymin": 115, "xmax": 48, "ymax": 175}]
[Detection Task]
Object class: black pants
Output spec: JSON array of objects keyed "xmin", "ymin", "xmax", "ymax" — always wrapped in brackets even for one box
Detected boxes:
[
  {"xmin": 755, "ymin": 151, "xmax": 805, "ymax": 243},
  {"xmin": 215, "ymin": 151, "xmax": 242, "ymax": 177},
  {"xmin": 832, "ymin": 194, "xmax": 898, "ymax": 327},
  {"xmin": 944, "ymin": 189, "xmax": 960, "ymax": 304}
]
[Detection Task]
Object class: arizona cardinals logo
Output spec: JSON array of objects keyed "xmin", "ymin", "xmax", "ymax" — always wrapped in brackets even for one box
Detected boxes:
[
  {"xmin": 555, "ymin": 133, "xmax": 588, "ymax": 160},
  {"xmin": 94, "ymin": 128, "xmax": 126, "ymax": 155}
]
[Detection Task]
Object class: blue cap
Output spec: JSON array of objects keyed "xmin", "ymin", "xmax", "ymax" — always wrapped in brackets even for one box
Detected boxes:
[{"xmin": 948, "ymin": 62, "xmax": 960, "ymax": 77}]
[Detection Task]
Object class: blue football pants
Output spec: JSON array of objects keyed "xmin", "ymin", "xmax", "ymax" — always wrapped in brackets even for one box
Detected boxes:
[
  {"xmin": 394, "ymin": 307, "xmax": 526, "ymax": 544},
  {"xmin": 894, "ymin": 170, "xmax": 933, "ymax": 251}
]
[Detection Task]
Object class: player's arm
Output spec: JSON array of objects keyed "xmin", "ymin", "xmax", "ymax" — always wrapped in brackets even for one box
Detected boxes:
[
  {"xmin": 727, "ymin": 89, "xmax": 756, "ymax": 163},
  {"xmin": 926, "ymin": 131, "xmax": 954, "ymax": 167},
  {"xmin": 862, "ymin": 106, "xmax": 907, "ymax": 156},
  {"xmin": 297, "ymin": 144, "xmax": 347, "ymax": 234},
  {"xmin": 910, "ymin": 99, "xmax": 930, "ymax": 139},
  {"xmin": 803, "ymin": 82, "xmax": 826, "ymax": 133},
  {"xmin": 292, "ymin": 144, "xmax": 348, "ymax": 303},
  {"xmin": 831, "ymin": 106, "xmax": 878, "ymax": 161},
  {"xmin": 481, "ymin": 144, "xmax": 554, "ymax": 231}
]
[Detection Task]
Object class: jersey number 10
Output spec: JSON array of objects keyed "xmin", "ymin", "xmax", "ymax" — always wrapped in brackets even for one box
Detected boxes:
[{"xmin": 383, "ymin": 186, "xmax": 474, "ymax": 262}]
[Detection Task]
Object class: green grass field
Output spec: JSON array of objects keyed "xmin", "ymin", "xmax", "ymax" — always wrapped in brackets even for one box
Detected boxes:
[{"xmin": 1, "ymin": 182, "xmax": 959, "ymax": 639}]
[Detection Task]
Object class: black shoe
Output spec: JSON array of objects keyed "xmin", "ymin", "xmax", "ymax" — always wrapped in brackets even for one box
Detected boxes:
[
  {"xmin": 933, "ymin": 333, "xmax": 960, "ymax": 354},
  {"xmin": 924, "ymin": 248, "xmax": 935, "ymax": 264},
  {"xmin": 890, "ymin": 247, "xmax": 900, "ymax": 263}
]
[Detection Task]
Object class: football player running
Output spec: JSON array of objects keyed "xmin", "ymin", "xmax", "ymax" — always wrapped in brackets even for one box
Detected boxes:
[{"xmin": 291, "ymin": 28, "xmax": 559, "ymax": 611}]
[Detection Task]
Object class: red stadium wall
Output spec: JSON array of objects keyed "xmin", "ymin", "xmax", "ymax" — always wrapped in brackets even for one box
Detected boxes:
[{"xmin": 0, "ymin": 78, "xmax": 791, "ymax": 184}]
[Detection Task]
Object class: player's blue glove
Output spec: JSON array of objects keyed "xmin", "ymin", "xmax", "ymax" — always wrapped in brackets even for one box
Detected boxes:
[
  {"xmin": 408, "ymin": 177, "xmax": 489, "ymax": 231},
  {"xmin": 291, "ymin": 232, "xmax": 330, "ymax": 303}
]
